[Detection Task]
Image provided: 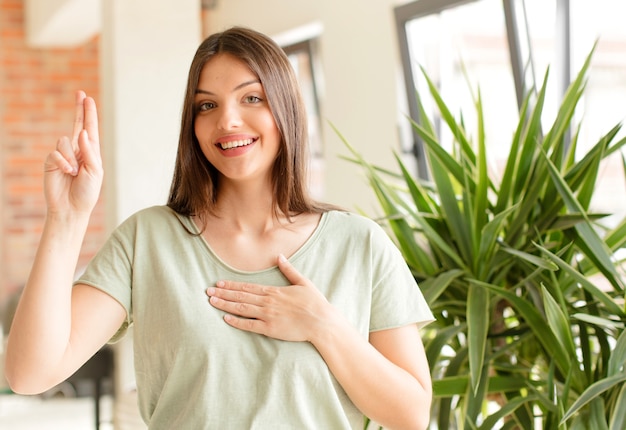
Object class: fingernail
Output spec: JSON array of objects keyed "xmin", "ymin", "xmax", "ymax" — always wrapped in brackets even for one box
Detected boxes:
[
  {"xmin": 278, "ymin": 254, "xmax": 287, "ymax": 263},
  {"xmin": 215, "ymin": 280, "xmax": 225, "ymax": 287},
  {"xmin": 206, "ymin": 287, "xmax": 215, "ymax": 295},
  {"xmin": 65, "ymin": 165, "xmax": 78, "ymax": 175}
]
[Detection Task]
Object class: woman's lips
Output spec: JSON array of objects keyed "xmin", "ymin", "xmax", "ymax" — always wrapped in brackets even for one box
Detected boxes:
[{"xmin": 217, "ymin": 137, "xmax": 255, "ymax": 150}]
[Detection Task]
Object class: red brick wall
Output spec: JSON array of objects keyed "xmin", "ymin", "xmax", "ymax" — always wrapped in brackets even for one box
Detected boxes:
[{"xmin": 0, "ymin": 0, "xmax": 105, "ymax": 304}]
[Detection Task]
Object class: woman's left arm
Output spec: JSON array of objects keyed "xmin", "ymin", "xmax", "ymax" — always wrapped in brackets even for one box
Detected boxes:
[
  {"xmin": 310, "ymin": 308, "xmax": 432, "ymax": 430},
  {"xmin": 207, "ymin": 254, "xmax": 432, "ymax": 430}
]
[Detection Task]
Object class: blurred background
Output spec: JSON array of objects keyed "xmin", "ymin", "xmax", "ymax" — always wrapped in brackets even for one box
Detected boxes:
[{"xmin": 1, "ymin": 0, "xmax": 625, "ymax": 428}]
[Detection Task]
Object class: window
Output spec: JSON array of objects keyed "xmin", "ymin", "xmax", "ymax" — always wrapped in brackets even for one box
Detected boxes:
[
  {"xmin": 282, "ymin": 37, "xmax": 325, "ymax": 199},
  {"xmin": 395, "ymin": 0, "xmax": 626, "ymax": 220}
]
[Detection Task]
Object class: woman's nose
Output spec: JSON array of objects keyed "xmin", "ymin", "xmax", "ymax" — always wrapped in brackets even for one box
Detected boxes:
[{"xmin": 217, "ymin": 104, "xmax": 243, "ymax": 130}]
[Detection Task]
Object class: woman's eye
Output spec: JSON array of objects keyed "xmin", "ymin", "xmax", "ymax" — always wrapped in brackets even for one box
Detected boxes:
[
  {"xmin": 198, "ymin": 102, "xmax": 215, "ymax": 112},
  {"xmin": 244, "ymin": 95, "xmax": 262, "ymax": 104}
]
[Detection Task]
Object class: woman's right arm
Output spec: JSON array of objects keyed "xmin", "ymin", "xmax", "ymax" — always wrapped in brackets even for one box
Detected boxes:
[{"xmin": 4, "ymin": 91, "xmax": 126, "ymax": 395}]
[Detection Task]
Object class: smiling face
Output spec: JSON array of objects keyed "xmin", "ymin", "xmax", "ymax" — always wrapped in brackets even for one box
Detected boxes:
[
  {"xmin": 193, "ymin": 53, "xmax": 281, "ymax": 187},
  {"xmin": 168, "ymin": 27, "xmax": 317, "ymax": 220}
]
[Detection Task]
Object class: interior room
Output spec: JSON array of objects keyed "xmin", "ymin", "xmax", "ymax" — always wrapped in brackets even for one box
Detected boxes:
[{"xmin": 1, "ymin": 0, "xmax": 625, "ymax": 428}]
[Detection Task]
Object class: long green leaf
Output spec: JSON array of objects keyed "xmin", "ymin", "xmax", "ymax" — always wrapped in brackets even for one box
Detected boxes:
[
  {"xmin": 428, "ymin": 150, "xmax": 473, "ymax": 263},
  {"xmin": 419, "ymin": 268, "xmax": 465, "ymax": 305},
  {"xmin": 471, "ymin": 89, "xmax": 489, "ymax": 270},
  {"xmin": 478, "ymin": 395, "xmax": 540, "ymax": 430},
  {"xmin": 542, "ymin": 285, "xmax": 578, "ymax": 365},
  {"xmin": 467, "ymin": 284, "xmax": 490, "ymax": 393},
  {"xmin": 564, "ymin": 124, "xmax": 620, "ymax": 206},
  {"xmin": 393, "ymin": 152, "xmax": 436, "ymax": 214},
  {"xmin": 475, "ymin": 205, "xmax": 519, "ymax": 281},
  {"xmin": 572, "ymin": 313, "xmax": 624, "ymax": 330},
  {"xmin": 604, "ymin": 216, "xmax": 626, "ymax": 254},
  {"xmin": 540, "ymin": 148, "xmax": 626, "ymax": 292},
  {"xmin": 608, "ymin": 329, "xmax": 626, "ymax": 377},
  {"xmin": 387, "ymin": 188, "xmax": 470, "ymax": 271},
  {"xmin": 494, "ymin": 89, "xmax": 531, "ymax": 214},
  {"xmin": 513, "ymin": 69, "xmax": 549, "ymax": 198},
  {"xmin": 542, "ymin": 42, "xmax": 595, "ymax": 152},
  {"xmin": 433, "ymin": 375, "xmax": 535, "ymax": 397},
  {"xmin": 470, "ymin": 279, "xmax": 572, "ymax": 377},
  {"xmin": 500, "ymin": 246, "xmax": 559, "ymax": 271},
  {"xmin": 609, "ymin": 382, "xmax": 626, "ymax": 430},
  {"xmin": 535, "ymin": 243, "xmax": 624, "ymax": 316},
  {"xmin": 419, "ymin": 65, "xmax": 476, "ymax": 167},
  {"xmin": 589, "ymin": 397, "xmax": 610, "ymax": 430},
  {"xmin": 561, "ymin": 373, "xmax": 626, "ymax": 424},
  {"xmin": 425, "ymin": 320, "xmax": 466, "ymax": 367},
  {"xmin": 409, "ymin": 120, "xmax": 469, "ymax": 189},
  {"xmin": 465, "ymin": 362, "xmax": 489, "ymax": 428}
]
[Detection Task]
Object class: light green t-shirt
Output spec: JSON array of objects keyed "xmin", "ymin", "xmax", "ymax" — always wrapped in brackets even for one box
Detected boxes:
[{"xmin": 77, "ymin": 206, "xmax": 434, "ymax": 429}]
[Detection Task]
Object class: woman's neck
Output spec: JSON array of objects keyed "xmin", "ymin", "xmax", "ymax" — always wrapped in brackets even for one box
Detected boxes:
[{"xmin": 211, "ymin": 180, "xmax": 287, "ymax": 234}]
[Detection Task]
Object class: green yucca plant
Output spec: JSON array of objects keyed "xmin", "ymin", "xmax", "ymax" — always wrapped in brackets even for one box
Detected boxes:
[{"xmin": 343, "ymin": 46, "xmax": 626, "ymax": 429}]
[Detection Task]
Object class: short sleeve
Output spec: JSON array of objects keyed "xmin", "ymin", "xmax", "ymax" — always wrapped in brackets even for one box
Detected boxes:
[
  {"xmin": 368, "ymin": 223, "xmax": 435, "ymax": 332},
  {"xmin": 74, "ymin": 216, "xmax": 136, "ymax": 343}
]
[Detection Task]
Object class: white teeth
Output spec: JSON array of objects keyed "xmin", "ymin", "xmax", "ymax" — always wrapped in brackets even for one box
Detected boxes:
[{"xmin": 219, "ymin": 138, "xmax": 253, "ymax": 150}]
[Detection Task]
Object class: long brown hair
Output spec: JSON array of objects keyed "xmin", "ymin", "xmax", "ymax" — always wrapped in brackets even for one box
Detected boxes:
[{"xmin": 167, "ymin": 27, "xmax": 334, "ymax": 228}]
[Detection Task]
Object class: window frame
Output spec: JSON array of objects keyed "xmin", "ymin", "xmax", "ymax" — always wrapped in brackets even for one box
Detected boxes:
[{"xmin": 394, "ymin": 0, "xmax": 572, "ymax": 178}]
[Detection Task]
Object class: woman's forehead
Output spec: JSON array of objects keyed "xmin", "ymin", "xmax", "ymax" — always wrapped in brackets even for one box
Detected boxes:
[{"xmin": 196, "ymin": 54, "xmax": 262, "ymax": 94}]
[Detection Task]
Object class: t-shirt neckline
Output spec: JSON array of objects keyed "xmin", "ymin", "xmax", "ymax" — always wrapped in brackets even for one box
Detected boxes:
[{"xmin": 185, "ymin": 210, "xmax": 331, "ymax": 275}]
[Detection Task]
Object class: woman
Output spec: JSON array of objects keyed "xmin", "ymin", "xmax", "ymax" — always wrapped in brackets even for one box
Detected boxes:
[{"xmin": 5, "ymin": 27, "xmax": 434, "ymax": 429}]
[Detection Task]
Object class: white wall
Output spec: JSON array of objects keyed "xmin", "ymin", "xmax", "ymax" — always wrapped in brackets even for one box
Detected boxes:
[
  {"xmin": 205, "ymin": 0, "xmax": 407, "ymax": 213},
  {"xmin": 101, "ymin": 0, "xmax": 202, "ymax": 229}
]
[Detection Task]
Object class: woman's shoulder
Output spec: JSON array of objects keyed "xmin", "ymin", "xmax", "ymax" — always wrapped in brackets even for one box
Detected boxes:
[
  {"xmin": 323, "ymin": 209, "xmax": 387, "ymax": 236},
  {"xmin": 316, "ymin": 210, "xmax": 401, "ymax": 261}
]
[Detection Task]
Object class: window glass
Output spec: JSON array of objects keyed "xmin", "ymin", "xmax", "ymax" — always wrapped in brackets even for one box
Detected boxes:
[
  {"xmin": 284, "ymin": 41, "xmax": 325, "ymax": 199},
  {"xmin": 401, "ymin": 0, "xmax": 625, "ymax": 221},
  {"xmin": 570, "ymin": 0, "xmax": 626, "ymax": 224}
]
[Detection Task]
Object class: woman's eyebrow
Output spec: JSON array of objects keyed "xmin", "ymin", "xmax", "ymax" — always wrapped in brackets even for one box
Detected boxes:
[{"xmin": 195, "ymin": 79, "xmax": 261, "ymax": 95}]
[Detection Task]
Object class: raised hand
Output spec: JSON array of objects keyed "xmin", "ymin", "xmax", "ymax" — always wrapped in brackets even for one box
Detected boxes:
[
  {"xmin": 44, "ymin": 91, "xmax": 103, "ymax": 216},
  {"xmin": 206, "ymin": 254, "xmax": 337, "ymax": 342}
]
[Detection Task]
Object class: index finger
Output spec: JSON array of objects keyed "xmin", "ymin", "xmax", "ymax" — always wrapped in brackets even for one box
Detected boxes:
[
  {"xmin": 83, "ymin": 96, "xmax": 99, "ymax": 148},
  {"xmin": 214, "ymin": 280, "xmax": 268, "ymax": 294},
  {"xmin": 276, "ymin": 254, "xmax": 309, "ymax": 286},
  {"xmin": 71, "ymin": 90, "xmax": 87, "ymax": 146}
]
